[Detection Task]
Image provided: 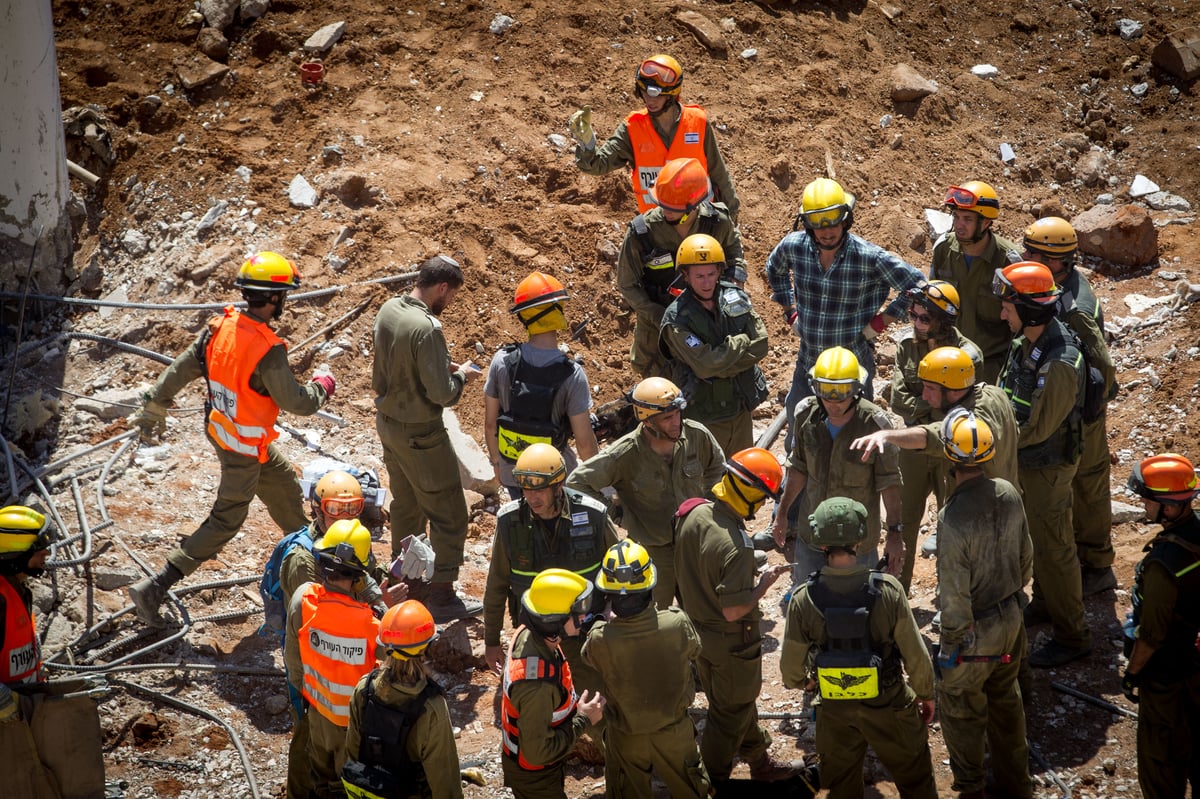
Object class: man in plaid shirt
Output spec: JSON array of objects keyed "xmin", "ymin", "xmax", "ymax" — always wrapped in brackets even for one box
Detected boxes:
[{"xmin": 765, "ymin": 178, "xmax": 924, "ymax": 451}]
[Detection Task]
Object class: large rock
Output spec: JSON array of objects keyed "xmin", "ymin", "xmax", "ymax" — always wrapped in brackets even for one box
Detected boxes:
[
  {"xmin": 675, "ymin": 10, "xmax": 728, "ymax": 57},
  {"xmin": 176, "ymin": 55, "xmax": 229, "ymax": 90},
  {"xmin": 200, "ymin": 0, "xmax": 238, "ymax": 30},
  {"xmin": 443, "ymin": 409, "xmax": 500, "ymax": 496},
  {"xmin": 1073, "ymin": 204, "xmax": 1158, "ymax": 267},
  {"xmin": 241, "ymin": 0, "xmax": 270, "ymax": 21},
  {"xmin": 891, "ymin": 63, "xmax": 938, "ymax": 101},
  {"xmin": 1152, "ymin": 26, "xmax": 1200, "ymax": 80}
]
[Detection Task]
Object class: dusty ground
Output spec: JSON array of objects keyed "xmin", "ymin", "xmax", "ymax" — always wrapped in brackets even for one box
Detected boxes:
[{"xmin": 5, "ymin": 0, "xmax": 1200, "ymax": 796}]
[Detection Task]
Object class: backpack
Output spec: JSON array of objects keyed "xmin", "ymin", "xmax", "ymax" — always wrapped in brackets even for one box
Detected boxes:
[
  {"xmin": 1078, "ymin": 349, "xmax": 1108, "ymax": 425},
  {"xmin": 258, "ymin": 527, "xmax": 315, "ymax": 646}
]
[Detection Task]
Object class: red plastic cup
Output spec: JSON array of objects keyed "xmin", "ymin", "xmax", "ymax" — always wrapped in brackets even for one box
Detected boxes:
[{"xmin": 300, "ymin": 62, "xmax": 325, "ymax": 86}]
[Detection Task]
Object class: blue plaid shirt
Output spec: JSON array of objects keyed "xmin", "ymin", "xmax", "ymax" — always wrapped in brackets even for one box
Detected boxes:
[{"xmin": 765, "ymin": 230, "xmax": 925, "ymax": 369}]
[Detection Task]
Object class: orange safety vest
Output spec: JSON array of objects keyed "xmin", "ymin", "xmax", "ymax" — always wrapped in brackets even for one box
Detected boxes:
[
  {"xmin": 1, "ymin": 577, "xmax": 41, "ymax": 685},
  {"xmin": 205, "ymin": 306, "xmax": 285, "ymax": 462},
  {"xmin": 625, "ymin": 105, "xmax": 709, "ymax": 213},
  {"xmin": 499, "ymin": 626, "xmax": 578, "ymax": 770},
  {"xmin": 297, "ymin": 583, "xmax": 379, "ymax": 727}
]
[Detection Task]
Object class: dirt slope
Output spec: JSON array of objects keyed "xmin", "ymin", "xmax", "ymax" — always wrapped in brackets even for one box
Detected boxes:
[{"xmin": 11, "ymin": 0, "xmax": 1199, "ymax": 796}]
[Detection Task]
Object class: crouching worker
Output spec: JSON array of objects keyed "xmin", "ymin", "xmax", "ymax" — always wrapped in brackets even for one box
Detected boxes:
[
  {"xmin": 583, "ymin": 540, "xmax": 711, "ymax": 798},
  {"xmin": 1, "ymin": 506, "xmax": 107, "ymax": 799},
  {"xmin": 501, "ymin": 569, "xmax": 606, "ymax": 799},
  {"xmin": 342, "ymin": 600, "xmax": 463, "ymax": 799},
  {"xmin": 286, "ymin": 521, "xmax": 382, "ymax": 798}
]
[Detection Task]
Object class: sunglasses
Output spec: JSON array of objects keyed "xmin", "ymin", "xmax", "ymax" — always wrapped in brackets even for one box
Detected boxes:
[
  {"xmin": 321, "ymin": 496, "xmax": 365, "ymax": 519},
  {"xmin": 908, "ymin": 310, "xmax": 933, "ymax": 324}
]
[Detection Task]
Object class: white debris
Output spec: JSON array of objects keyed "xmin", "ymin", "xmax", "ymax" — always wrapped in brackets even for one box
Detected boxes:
[
  {"xmin": 288, "ymin": 174, "xmax": 319, "ymax": 208},
  {"xmin": 489, "ymin": 14, "xmax": 515, "ymax": 34},
  {"xmin": 1129, "ymin": 174, "xmax": 1160, "ymax": 197},
  {"xmin": 924, "ymin": 208, "xmax": 953, "ymax": 238},
  {"xmin": 971, "ymin": 64, "xmax": 999, "ymax": 79}
]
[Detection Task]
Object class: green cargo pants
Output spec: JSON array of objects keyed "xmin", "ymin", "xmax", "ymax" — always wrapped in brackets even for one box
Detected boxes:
[
  {"xmin": 645, "ymin": 543, "xmax": 679, "ymax": 609},
  {"xmin": 377, "ymin": 413, "xmax": 468, "ymax": 582},
  {"xmin": 702, "ymin": 412, "xmax": 753, "ymax": 461},
  {"xmin": 631, "ymin": 316, "xmax": 670, "ymax": 379},
  {"xmin": 168, "ymin": 434, "xmax": 308, "ymax": 576},
  {"xmin": 897, "ymin": 448, "xmax": 948, "ymax": 591},
  {"xmin": 694, "ymin": 627, "xmax": 771, "ymax": 781},
  {"xmin": 306, "ymin": 709, "xmax": 348, "ymax": 798},
  {"xmin": 1022, "ymin": 464, "xmax": 1091, "ymax": 649},
  {"xmin": 1072, "ymin": 413, "xmax": 1114, "ymax": 569},
  {"xmin": 604, "ymin": 715, "xmax": 710, "ymax": 798}
]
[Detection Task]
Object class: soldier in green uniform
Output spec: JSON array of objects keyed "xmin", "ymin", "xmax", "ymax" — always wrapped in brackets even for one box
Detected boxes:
[
  {"xmin": 931, "ymin": 181, "xmax": 1022, "ymax": 385},
  {"xmin": 499, "ymin": 569, "xmax": 607, "ymax": 799},
  {"xmin": 1022, "ymin": 217, "xmax": 1119, "ymax": 596},
  {"xmin": 850, "ymin": 346, "xmax": 1020, "ymax": 565},
  {"xmin": 615, "ymin": 158, "xmax": 746, "ymax": 378},
  {"xmin": 482, "ymin": 444, "xmax": 616, "ymax": 748},
  {"xmin": 372, "ymin": 255, "xmax": 482, "ymax": 624},
  {"xmin": 994, "ymin": 262, "xmax": 1091, "ymax": 668},
  {"xmin": 1122, "ymin": 453, "xmax": 1200, "ymax": 799},
  {"xmin": 566, "ymin": 377, "xmax": 725, "ymax": 608},
  {"xmin": 772, "ymin": 347, "xmax": 904, "ymax": 582},
  {"xmin": 660, "ymin": 234, "xmax": 768, "ymax": 456},
  {"xmin": 674, "ymin": 448, "xmax": 802, "ymax": 783},
  {"xmin": 582, "ymin": 540, "xmax": 711, "ymax": 798},
  {"xmin": 888, "ymin": 281, "xmax": 982, "ymax": 586},
  {"xmin": 780, "ymin": 497, "xmax": 938, "ymax": 799},
  {"xmin": 128, "ymin": 252, "xmax": 333, "ymax": 627},
  {"xmin": 933, "ymin": 413, "xmax": 1033, "ymax": 799}
]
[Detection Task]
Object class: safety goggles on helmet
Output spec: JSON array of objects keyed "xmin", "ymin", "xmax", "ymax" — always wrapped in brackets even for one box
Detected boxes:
[
  {"xmin": 512, "ymin": 466, "xmax": 565, "ymax": 491},
  {"xmin": 811, "ymin": 378, "xmax": 858, "ymax": 402},
  {"xmin": 944, "ymin": 185, "xmax": 1000, "ymax": 214},
  {"xmin": 638, "ymin": 60, "xmax": 678, "ymax": 95},
  {"xmin": 907, "ymin": 283, "xmax": 959, "ymax": 316},
  {"xmin": 320, "ymin": 496, "xmax": 365, "ymax": 519},
  {"xmin": 601, "ymin": 557, "xmax": 651, "ymax": 589},
  {"xmin": 800, "ymin": 204, "xmax": 850, "ymax": 230},
  {"xmin": 991, "ymin": 268, "xmax": 1057, "ymax": 304}
]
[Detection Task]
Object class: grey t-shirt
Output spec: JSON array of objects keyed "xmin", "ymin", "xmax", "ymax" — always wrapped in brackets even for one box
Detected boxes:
[{"xmin": 484, "ymin": 342, "xmax": 592, "ymax": 487}]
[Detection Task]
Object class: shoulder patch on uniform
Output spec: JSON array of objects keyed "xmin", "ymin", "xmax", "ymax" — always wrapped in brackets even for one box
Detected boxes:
[
  {"xmin": 428, "ymin": 316, "xmax": 443, "ymax": 331},
  {"xmin": 685, "ymin": 334, "xmax": 702, "ymax": 349},
  {"xmin": 571, "ymin": 492, "xmax": 608, "ymax": 514},
  {"xmin": 498, "ymin": 499, "xmax": 521, "ymax": 516},
  {"xmin": 870, "ymin": 410, "xmax": 895, "ymax": 430}
]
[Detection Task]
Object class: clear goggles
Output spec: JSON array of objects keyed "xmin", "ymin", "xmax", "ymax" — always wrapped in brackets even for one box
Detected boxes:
[{"xmin": 905, "ymin": 283, "xmax": 958, "ymax": 316}]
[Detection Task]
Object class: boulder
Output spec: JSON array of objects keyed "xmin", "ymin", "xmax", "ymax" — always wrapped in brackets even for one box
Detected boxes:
[
  {"xmin": 241, "ymin": 0, "xmax": 270, "ymax": 21},
  {"xmin": 890, "ymin": 63, "xmax": 938, "ymax": 101},
  {"xmin": 200, "ymin": 0, "xmax": 238, "ymax": 30},
  {"xmin": 675, "ymin": 10, "xmax": 728, "ymax": 57},
  {"xmin": 1152, "ymin": 26, "xmax": 1200, "ymax": 80},
  {"xmin": 196, "ymin": 27, "xmax": 229, "ymax": 61},
  {"xmin": 1073, "ymin": 204, "xmax": 1158, "ymax": 267}
]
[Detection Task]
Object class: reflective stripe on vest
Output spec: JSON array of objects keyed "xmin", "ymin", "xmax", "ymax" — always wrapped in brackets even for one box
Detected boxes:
[
  {"xmin": 1, "ymin": 577, "xmax": 41, "ymax": 685},
  {"xmin": 500, "ymin": 626, "xmax": 577, "ymax": 770},
  {"xmin": 298, "ymin": 583, "xmax": 379, "ymax": 726},
  {"xmin": 204, "ymin": 306, "xmax": 284, "ymax": 463},
  {"xmin": 625, "ymin": 106, "xmax": 709, "ymax": 213}
]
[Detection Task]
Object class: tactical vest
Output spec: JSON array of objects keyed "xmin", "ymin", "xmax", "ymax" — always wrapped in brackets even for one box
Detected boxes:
[
  {"xmin": 808, "ymin": 571, "xmax": 901, "ymax": 701},
  {"xmin": 500, "ymin": 627, "xmax": 578, "ymax": 770},
  {"xmin": 340, "ymin": 669, "xmax": 443, "ymax": 799},
  {"xmin": 659, "ymin": 283, "xmax": 768, "ymax": 423},
  {"xmin": 203, "ymin": 306, "xmax": 285, "ymax": 462},
  {"xmin": 1, "ymin": 577, "xmax": 41, "ymax": 685},
  {"xmin": 629, "ymin": 211, "xmax": 721, "ymax": 307},
  {"xmin": 498, "ymin": 489, "xmax": 609, "ymax": 624},
  {"xmin": 1000, "ymin": 319, "xmax": 1085, "ymax": 468},
  {"xmin": 625, "ymin": 105, "xmax": 709, "ymax": 212},
  {"xmin": 495, "ymin": 345, "xmax": 576, "ymax": 463},
  {"xmin": 1131, "ymin": 518, "xmax": 1200, "ymax": 681}
]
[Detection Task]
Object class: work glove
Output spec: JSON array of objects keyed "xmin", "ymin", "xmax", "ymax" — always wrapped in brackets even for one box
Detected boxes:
[
  {"xmin": 130, "ymin": 398, "xmax": 168, "ymax": 441},
  {"xmin": 568, "ymin": 107, "xmax": 596, "ymax": 151},
  {"xmin": 860, "ymin": 314, "xmax": 887, "ymax": 342},
  {"xmin": 785, "ymin": 308, "xmax": 802, "ymax": 338},
  {"xmin": 1121, "ymin": 670, "xmax": 1140, "ymax": 704},
  {"xmin": 311, "ymin": 373, "xmax": 336, "ymax": 399}
]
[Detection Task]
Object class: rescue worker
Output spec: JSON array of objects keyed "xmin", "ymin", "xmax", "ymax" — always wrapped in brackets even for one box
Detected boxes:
[
  {"xmin": 582, "ymin": 540, "xmax": 710, "ymax": 798},
  {"xmin": 674, "ymin": 448, "xmax": 802, "ymax": 783},
  {"xmin": 285, "ymin": 521, "xmax": 382, "ymax": 798},
  {"xmin": 1022, "ymin": 216, "xmax": 1119, "ymax": 596},
  {"xmin": 482, "ymin": 443, "xmax": 615, "ymax": 748},
  {"xmin": 500, "ymin": 569, "xmax": 606, "ymax": 798},
  {"xmin": 372, "ymin": 255, "xmax": 482, "ymax": 624},
  {"xmin": 568, "ymin": 54, "xmax": 739, "ymax": 218},
  {"xmin": 930, "ymin": 181, "xmax": 1023, "ymax": 385},
  {"xmin": 567, "ymin": 377, "xmax": 725, "ymax": 608},
  {"xmin": 129, "ymin": 251, "xmax": 335, "ymax": 627},
  {"xmin": 994, "ymin": 261, "xmax": 1091, "ymax": 667},
  {"xmin": 1, "ymin": 506, "xmax": 107, "ymax": 798},
  {"xmin": 765, "ymin": 177, "xmax": 924, "ymax": 451},
  {"xmin": 484, "ymin": 271, "xmax": 599, "ymax": 500},
  {"xmin": 933, "ymin": 413, "xmax": 1033, "ymax": 799},
  {"xmin": 780, "ymin": 497, "xmax": 938, "ymax": 799},
  {"xmin": 659, "ymin": 233, "xmax": 768, "ymax": 455},
  {"xmin": 616, "ymin": 158, "xmax": 747, "ymax": 377},
  {"xmin": 341, "ymin": 600, "xmax": 463, "ymax": 799},
  {"xmin": 888, "ymin": 281, "xmax": 983, "ymax": 587},
  {"xmin": 849, "ymin": 346, "xmax": 1020, "ymax": 563},
  {"xmin": 771, "ymin": 347, "xmax": 904, "ymax": 582},
  {"xmin": 1122, "ymin": 453, "xmax": 1200, "ymax": 799}
]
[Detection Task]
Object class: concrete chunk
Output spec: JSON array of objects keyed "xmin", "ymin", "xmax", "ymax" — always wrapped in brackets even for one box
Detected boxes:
[
  {"xmin": 1152, "ymin": 26, "xmax": 1200, "ymax": 80},
  {"xmin": 176, "ymin": 55, "xmax": 229, "ymax": 90},
  {"xmin": 443, "ymin": 409, "xmax": 500, "ymax": 496},
  {"xmin": 304, "ymin": 21, "xmax": 346, "ymax": 54}
]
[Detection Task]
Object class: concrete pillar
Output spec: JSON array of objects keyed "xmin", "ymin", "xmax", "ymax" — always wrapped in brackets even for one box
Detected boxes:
[{"xmin": 0, "ymin": 0, "xmax": 74, "ymax": 291}]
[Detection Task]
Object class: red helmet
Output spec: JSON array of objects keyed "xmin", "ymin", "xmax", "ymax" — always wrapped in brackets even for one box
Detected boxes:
[
  {"xmin": 725, "ymin": 448, "xmax": 783, "ymax": 500},
  {"xmin": 651, "ymin": 159, "xmax": 712, "ymax": 215}
]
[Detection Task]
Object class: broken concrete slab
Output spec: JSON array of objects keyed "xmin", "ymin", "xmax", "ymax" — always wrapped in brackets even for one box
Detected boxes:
[
  {"xmin": 176, "ymin": 55, "xmax": 229, "ymax": 90},
  {"xmin": 304, "ymin": 21, "xmax": 346, "ymax": 54},
  {"xmin": 443, "ymin": 409, "xmax": 500, "ymax": 496}
]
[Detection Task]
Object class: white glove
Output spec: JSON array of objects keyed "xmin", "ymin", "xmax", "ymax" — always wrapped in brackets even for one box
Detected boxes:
[
  {"xmin": 397, "ymin": 535, "xmax": 436, "ymax": 582},
  {"xmin": 568, "ymin": 107, "xmax": 596, "ymax": 151}
]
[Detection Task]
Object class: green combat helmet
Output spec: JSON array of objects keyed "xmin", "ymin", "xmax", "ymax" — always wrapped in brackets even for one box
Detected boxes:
[{"xmin": 809, "ymin": 497, "xmax": 869, "ymax": 548}]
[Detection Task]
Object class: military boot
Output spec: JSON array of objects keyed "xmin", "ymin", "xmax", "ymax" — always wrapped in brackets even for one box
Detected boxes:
[
  {"xmin": 128, "ymin": 564, "xmax": 182, "ymax": 628},
  {"xmin": 747, "ymin": 752, "xmax": 807, "ymax": 782},
  {"xmin": 426, "ymin": 581, "xmax": 483, "ymax": 624}
]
